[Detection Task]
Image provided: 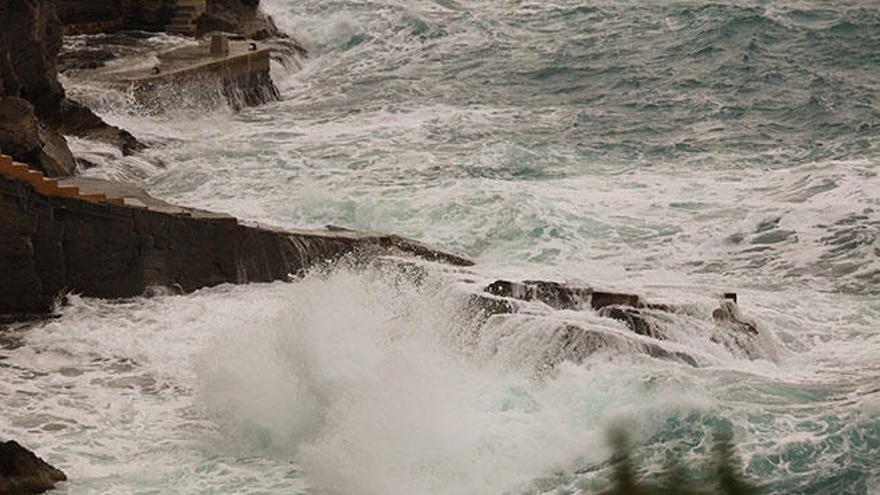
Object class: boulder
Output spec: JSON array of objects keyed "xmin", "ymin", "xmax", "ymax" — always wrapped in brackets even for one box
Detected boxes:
[
  {"xmin": 0, "ymin": 98, "xmax": 76, "ymax": 177},
  {"xmin": 0, "ymin": 441, "xmax": 66, "ymax": 495}
]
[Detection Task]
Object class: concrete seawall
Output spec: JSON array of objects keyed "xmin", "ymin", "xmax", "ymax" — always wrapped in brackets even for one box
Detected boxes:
[
  {"xmin": 94, "ymin": 39, "xmax": 280, "ymax": 108},
  {"xmin": 0, "ymin": 155, "xmax": 472, "ymax": 317}
]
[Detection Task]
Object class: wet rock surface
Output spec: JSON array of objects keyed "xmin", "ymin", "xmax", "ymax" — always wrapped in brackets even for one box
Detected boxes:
[
  {"xmin": 0, "ymin": 441, "xmax": 66, "ymax": 495},
  {"xmin": 473, "ymin": 278, "xmax": 759, "ymax": 367}
]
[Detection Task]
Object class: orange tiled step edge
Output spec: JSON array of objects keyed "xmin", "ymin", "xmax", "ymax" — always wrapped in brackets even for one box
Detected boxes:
[{"xmin": 0, "ymin": 152, "xmax": 125, "ymax": 206}]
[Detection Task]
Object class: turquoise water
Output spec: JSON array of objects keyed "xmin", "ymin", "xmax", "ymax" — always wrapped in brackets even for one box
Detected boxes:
[{"xmin": 3, "ymin": 1, "xmax": 880, "ymax": 493}]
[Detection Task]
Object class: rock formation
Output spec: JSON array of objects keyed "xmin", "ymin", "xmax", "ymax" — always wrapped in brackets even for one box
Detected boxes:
[
  {"xmin": 197, "ymin": 0, "xmax": 284, "ymax": 40},
  {"xmin": 0, "ymin": 441, "xmax": 66, "ymax": 495},
  {"xmin": 0, "ymin": 0, "xmax": 142, "ymax": 176}
]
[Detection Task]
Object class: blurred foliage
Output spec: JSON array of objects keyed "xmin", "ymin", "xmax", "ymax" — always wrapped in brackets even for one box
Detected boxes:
[{"xmin": 600, "ymin": 427, "xmax": 761, "ymax": 495}]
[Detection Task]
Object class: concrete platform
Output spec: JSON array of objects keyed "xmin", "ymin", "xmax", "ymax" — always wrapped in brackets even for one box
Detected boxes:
[{"xmin": 100, "ymin": 39, "xmax": 270, "ymax": 87}]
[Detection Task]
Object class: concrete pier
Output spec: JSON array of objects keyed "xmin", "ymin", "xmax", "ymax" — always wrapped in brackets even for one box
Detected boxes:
[
  {"xmin": 101, "ymin": 39, "xmax": 270, "ymax": 87},
  {"xmin": 87, "ymin": 37, "xmax": 278, "ymax": 108}
]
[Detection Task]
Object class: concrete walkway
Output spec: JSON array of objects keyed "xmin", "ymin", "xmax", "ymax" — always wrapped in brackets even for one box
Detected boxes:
[{"xmin": 99, "ymin": 40, "xmax": 270, "ymax": 85}]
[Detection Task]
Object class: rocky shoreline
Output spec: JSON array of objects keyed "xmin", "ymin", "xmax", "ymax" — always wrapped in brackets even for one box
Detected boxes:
[{"xmin": 1, "ymin": 1, "xmax": 765, "ymax": 492}]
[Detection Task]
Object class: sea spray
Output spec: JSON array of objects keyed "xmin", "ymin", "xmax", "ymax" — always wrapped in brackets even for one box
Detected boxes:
[{"xmin": 193, "ymin": 267, "xmax": 719, "ymax": 494}]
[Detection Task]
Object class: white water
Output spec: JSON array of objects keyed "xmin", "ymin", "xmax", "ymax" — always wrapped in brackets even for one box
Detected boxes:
[{"xmin": 3, "ymin": 1, "xmax": 880, "ymax": 493}]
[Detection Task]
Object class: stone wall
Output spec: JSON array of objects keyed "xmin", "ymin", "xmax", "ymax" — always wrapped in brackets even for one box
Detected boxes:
[{"xmin": 0, "ymin": 173, "xmax": 471, "ymax": 316}]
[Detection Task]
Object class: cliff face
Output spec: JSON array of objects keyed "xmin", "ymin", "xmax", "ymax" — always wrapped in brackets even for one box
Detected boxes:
[
  {"xmin": 0, "ymin": 0, "xmax": 141, "ymax": 177},
  {"xmin": 55, "ymin": 0, "xmax": 284, "ymax": 40},
  {"xmin": 56, "ymin": 0, "xmax": 177, "ymax": 34}
]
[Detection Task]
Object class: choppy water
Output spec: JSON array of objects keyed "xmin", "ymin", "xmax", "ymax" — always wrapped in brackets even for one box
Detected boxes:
[{"xmin": 3, "ymin": 1, "xmax": 880, "ymax": 493}]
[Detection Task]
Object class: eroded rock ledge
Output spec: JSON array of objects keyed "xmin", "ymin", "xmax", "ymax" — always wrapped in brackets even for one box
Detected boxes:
[{"xmin": 0, "ymin": 173, "xmax": 471, "ymax": 317}]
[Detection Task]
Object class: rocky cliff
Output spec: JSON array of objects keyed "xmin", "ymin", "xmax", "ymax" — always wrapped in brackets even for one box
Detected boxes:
[{"xmin": 0, "ymin": 0, "xmax": 141, "ymax": 177}]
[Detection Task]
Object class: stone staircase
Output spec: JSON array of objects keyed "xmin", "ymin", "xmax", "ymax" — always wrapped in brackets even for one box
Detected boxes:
[
  {"xmin": 166, "ymin": 0, "xmax": 206, "ymax": 37},
  {"xmin": 0, "ymin": 152, "xmax": 125, "ymax": 206}
]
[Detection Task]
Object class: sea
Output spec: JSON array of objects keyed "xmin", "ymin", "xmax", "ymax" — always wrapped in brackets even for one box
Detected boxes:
[{"xmin": 1, "ymin": 0, "xmax": 879, "ymax": 493}]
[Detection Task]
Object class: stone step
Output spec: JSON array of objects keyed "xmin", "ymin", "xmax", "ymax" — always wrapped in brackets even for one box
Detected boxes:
[
  {"xmin": 8, "ymin": 162, "xmax": 31, "ymax": 180},
  {"xmin": 33, "ymin": 177, "xmax": 61, "ymax": 196},
  {"xmin": 80, "ymin": 193, "xmax": 109, "ymax": 203},
  {"xmin": 55, "ymin": 184, "xmax": 80, "ymax": 198},
  {"xmin": 0, "ymin": 151, "xmax": 126, "ymax": 205}
]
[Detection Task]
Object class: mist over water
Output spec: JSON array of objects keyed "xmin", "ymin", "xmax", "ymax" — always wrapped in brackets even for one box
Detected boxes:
[{"xmin": 2, "ymin": 1, "xmax": 879, "ymax": 494}]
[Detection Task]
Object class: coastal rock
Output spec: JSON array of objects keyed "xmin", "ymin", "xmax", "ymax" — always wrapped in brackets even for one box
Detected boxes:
[
  {"xmin": 713, "ymin": 300, "xmax": 759, "ymax": 336},
  {"xmin": 197, "ymin": 0, "xmax": 284, "ymax": 40},
  {"xmin": 597, "ymin": 306, "xmax": 657, "ymax": 338},
  {"xmin": 56, "ymin": 0, "xmax": 177, "ymax": 34},
  {"xmin": 0, "ymin": 174, "xmax": 471, "ymax": 316},
  {"xmin": 477, "ymin": 278, "xmax": 762, "ymax": 365},
  {"xmin": 0, "ymin": 441, "xmax": 66, "ymax": 495},
  {"xmin": 0, "ymin": 98, "xmax": 76, "ymax": 177},
  {"xmin": 486, "ymin": 279, "xmax": 592, "ymax": 310},
  {"xmin": 0, "ymin": 0, "xmax": 143, "ymax": 175},
  {"xmin": 56, "ymin": 99, "xmax": 143, "ymax": 156}
]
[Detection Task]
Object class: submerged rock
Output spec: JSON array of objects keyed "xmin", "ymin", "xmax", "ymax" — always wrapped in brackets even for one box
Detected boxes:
[
  {"xmin": 477, "ymin": 278, "xmax": 762, "ymax": 367},
  {"xmin": 0, "ymin": 441, "xmax": 66, "ymax": 495},
  {"xmin": 713, "ymin": 299, "xmax": 759, "ymax": 336},
  {"xmin": 486, "ymin": 279, "xmax": 592, "ymax": 310}
]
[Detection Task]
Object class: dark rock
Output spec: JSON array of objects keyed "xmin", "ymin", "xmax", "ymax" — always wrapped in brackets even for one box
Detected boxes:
[
  {"xmin": 58, "ymin": 47, "xmax": 117, "ymax": 73},
  {"xmin": 466, "ymin": 293, "xmax": 518, "ymax": 321},
  {"xmin": 590, "ymin": 290, "xmax": 641, "ymax": 310},
  {"xmin": 0, "ymin": 98, "xmax": 76, "ymax": 177},
  {"xmin": 485, "ymin": 279, "xmax": 592, "ymax": 310},
  {"xmin": 0, "ymin": 0, "xmax": 66, "ymax": 121},
  {"xmin": 0, "ymin": 175, "xmax": 471, "ymax": 316},
  {"xmin": 713, "ymin": 300, "xmax": 759, "ymax": 336},
  {"xmin": 545, "ymin": 324, "xmax": 697, "ymax": 371},
  {"xmin": 483, "ymin": 279, "xmax": 646, "ymax": 313},
  {"xmin": 55, "ymin": 99, "xmax": 143, "ymax": 156},
  {"xmin": 55, "ymin": 0, "xmax": 123, "ymax": 29},
  {"xmin": 0, "ymin": 441, "xmax": 66, "ymax": 495},
  {"xmin": 0, "ymin": 0, "xmax": 143, "ymax": 175},
  {"xmin": 197, "ymin": 0, "xmax": 284, "ymax": 40},
  {"xmin": 55, "ymin": 0, "xmax": 176, "ymax": 34},
  {"xmin": 598, "ymin": 306, "xmax": 658, "ymax": 338}
]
